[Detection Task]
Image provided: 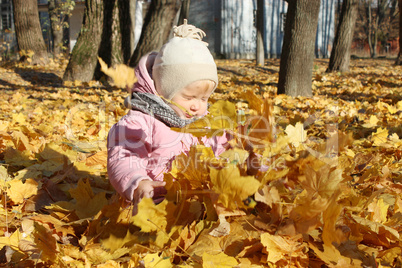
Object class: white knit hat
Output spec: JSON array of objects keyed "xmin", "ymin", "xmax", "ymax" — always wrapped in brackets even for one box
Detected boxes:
[{"xmin": 152, "ymin": 20, "xmax": 218, "ymax": 100}]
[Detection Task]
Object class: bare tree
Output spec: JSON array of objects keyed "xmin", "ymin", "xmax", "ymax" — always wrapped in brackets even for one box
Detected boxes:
[
  {"xmin": 327, "ymin": 0, "xmax": 359, "ymax": 72},
  {"xmin": 256, "ymin": 0, "xmax": 264, "ymax": 66},
  {"xmin": 129, "ymin": 0, "xmax": 181, "ymax": 67},
  {"xmin": 48, "ymin": 0, "xmax": 75, "ymax": 57},
  {"xmin": 12, "ymin": 0, "xmax": 49, "ymax": 65},
  {"xmin": 358, "ymin": 0, "xmax": 396, "ymax": 58},
  {"xmin": 277, "ymin": 0, "xmax": 321, "ymax": 97}
]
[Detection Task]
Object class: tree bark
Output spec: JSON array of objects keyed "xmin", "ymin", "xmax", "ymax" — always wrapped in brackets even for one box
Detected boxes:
[
  {"xmin": 327, "ymin": 0, "xmax": 358, "ymax": 72},
  {"xmin": 178, "ymin": 0, "xmax": 190, "ymax": 25},
  {"xmin": 12, "ymin": 0, "xmax": 49, "ymax": 65},
  {"xmin": 277, "ymin": 0, "xmax": 320, "ymax": 97},
  {"xmin": 129, "ymin": 0, "xmax": 181, "ymax": 67},
  {"xmin": 119, "ymin": 0, "xmax": 133, "ymax": 64},
  {"xmin": 48, "ymin": 0, "xmax": 64, "ymax": 56},
  {"xmin": 256, "ymin": 0, "xmax": 264, "ymax": 66},
  {"xmin": 130, "ymin": 0, "xmax": 137, "ymax": 55},
  {"xmin": 395, "ymin": 0, "xmax": 402, "ymax": 65},
  {"xmin": 63, "ymin": 0, "xmax": 103, "ymax": 82},
  {"xmin": 95, "ymin": 0, "xmax": 133, "ymax": 79}
]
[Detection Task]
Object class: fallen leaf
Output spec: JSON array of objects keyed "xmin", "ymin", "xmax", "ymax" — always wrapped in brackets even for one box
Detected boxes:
[
  {"xmin": 202, "ymin": 251, "xmax": 238, "ymax": 268},
  {"xmin": 7, "ymin": 178, "xmax": 39, "ymax": 204},
  {"xmin": 210, "ymin": 164, "xmax": 260, "ymax": 210}
]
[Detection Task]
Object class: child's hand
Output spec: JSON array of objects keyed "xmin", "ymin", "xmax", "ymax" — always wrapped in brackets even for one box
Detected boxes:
[{"xmin": 134, "ymin": 180, "xmax": 166, "ymax": 202}]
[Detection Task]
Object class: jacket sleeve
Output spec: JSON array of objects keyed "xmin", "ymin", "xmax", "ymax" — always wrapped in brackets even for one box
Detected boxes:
[{"xmin": 107, "ymin": 118, "xmax": 153, "ymax": 201}]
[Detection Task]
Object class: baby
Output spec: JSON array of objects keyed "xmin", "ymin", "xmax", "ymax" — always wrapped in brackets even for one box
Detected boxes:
[{"xmin": 107, "ymin": 20, "xmax": 230, "ymax": 207}]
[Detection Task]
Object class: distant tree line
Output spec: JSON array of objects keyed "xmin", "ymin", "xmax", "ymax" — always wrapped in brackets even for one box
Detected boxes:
[{"xmin": 10, "ymin": 0, "xmax": 402, "ymax": 97}]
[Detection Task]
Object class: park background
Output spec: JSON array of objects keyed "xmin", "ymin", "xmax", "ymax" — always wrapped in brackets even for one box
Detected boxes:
[{"xmin": 0, "ymin": 0, "xmax": 401, "ymax": 267}]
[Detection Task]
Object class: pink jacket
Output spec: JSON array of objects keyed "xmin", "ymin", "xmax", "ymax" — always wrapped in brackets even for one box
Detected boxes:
[{"xmin": 107, "ymin": 53, "xmax": 230, "ymax": 202}]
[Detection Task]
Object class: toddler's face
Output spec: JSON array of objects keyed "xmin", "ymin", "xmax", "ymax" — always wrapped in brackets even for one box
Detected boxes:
[{"xmin": 169, "ymin": 80, "xmax": 215, "ymax": 119}]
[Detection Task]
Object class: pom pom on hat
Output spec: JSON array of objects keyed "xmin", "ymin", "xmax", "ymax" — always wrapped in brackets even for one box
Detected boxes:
[{"xmin": 152, "ymin": 19, "xmax": 218, "ymax": 100}]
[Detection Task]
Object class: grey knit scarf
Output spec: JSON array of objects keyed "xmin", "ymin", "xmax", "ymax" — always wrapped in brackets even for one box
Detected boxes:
[{"xmin": 124, "ymin": 92, "xmax": 198, "ymax": 128}]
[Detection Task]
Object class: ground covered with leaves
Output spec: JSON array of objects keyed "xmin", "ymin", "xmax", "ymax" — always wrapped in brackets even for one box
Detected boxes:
[{"xmin": 0, "ymin": 57, "xmax": 401, "ymax": 267}]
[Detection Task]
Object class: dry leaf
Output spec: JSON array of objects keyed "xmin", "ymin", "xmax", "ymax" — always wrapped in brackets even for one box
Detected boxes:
[
  {"xmin": 7, "ymin": 178, "xmax": 39, "ymax": 204},
  {"xmin": 98, "ymin": 57, "xmax": 137, "ymax": 89}
]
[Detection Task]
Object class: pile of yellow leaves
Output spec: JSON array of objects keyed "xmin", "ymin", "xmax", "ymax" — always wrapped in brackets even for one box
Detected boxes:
[{"xmin": 0, "ymin": 57, "xmax": 401, "ymax": 267}]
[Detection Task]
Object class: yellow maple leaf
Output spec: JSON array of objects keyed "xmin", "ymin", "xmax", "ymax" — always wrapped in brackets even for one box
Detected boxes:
[
  {"xmin": 143, "ymin": 253, "xmax": 173, "ymax": 268},
  {"xmin": 33, "ymin": 222, "xmax": 59, "ymax": 262},
  {"xmin": 0, "ymin": 166, "xmax": 9, "ymax": 183},
  {"xmin": 299, "ymin": 163, "xmax": 343, "ymax": 199},
  {"xmin": 367, "ymin": 198, "xmax": 389, "ymax": 223},
  {"xmin": 84, "ymin": 244, "xmax": 130, "ymax": 264},
  {"xmin": 68, "ymin": 178, "xmax": 108, "ymax": 219},
  {"xmin": 30, "ymin": 214, "xmax": 75, "ymax": 237},
  {"xmin": 202, "ymin": 252, "xmax": 238, "ymax": 268},
  {"xmin": 261, "ymin": 233, "xmax": 307, "ymax": 265},
  {"xmin": 351, "ymin": 215, "xmax": 399, "ymax": 241},
  {"xmin": 40, "ymin": 142, "xmax": 76, "ymax": 163},
  {"xmin": 175, "ymin": 100, "xmax": 238, "ymax": 137},
  {"xmin": 210, "ymin": 164, "xmax": 260, "ymax": 210},
  {"xmin": 101, "ymin": 230, "xmax": 139, "ymax": 253},
  {"xmin": 218, "ymin": 148, "xmax": 249, "ymax": 164},
  {"xmin": 247, "ymin": 98, "xmax": 276, "ymax": 144},
  {"xmin": 372, "ymin": 127, "xmax": 388, "ymax": 146},
  {"xmin": 132, "ymin": 198, "xmax": 168, "ymax": 232},
  {"xmin": 0, "ymin": 229, "xmax": 23, "ymax": 252},
  {"xmin": 85, "ymin": 150, "xmax": 107, "ymax": 167},
  {"xmin": 7, "ymin": 178, "xmax": 38, "ymax": 204},
  {"xmin": 321, "ymin": 191, "xmax": 343, "ymax": 247},
  {"xmin": 385, "ymin": 103, "xmax": 397, "ymax": 114},
  {"xmin": 285, "ymin": 122, "xmax": 307, "ymax": 148},
  {"xmin": 363, "ymin": 115, "xmax": 379, "ymax": 128},
  {"xmin": 98, "ymin": 57, "xmax": 137, "ymax": 89},
  {"xmin": 309, "ymin": 242, "xmax": 361, "ymax": 267},
  {"xmin": 0, "ymin": 120, "xmax": 9, "ymax": 132},
  {"xmin": 170, "ymin": 145, "xmax": 215, "ymax": 189},
  {"xmin": 397, "ymin": 100, "xmax": 402, "ymax": 111},
  {"xmin": 12, "ymin": 112, "xmax": 27, "ymax": 125}
]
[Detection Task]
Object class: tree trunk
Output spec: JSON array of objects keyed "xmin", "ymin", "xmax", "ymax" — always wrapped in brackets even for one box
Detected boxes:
[
  {"xmin": 130, "ymin": 0, "xmax": 137, "ymax": 55},
  {"xmin": 178, "ymin": 0, "xmax": 190, "ymax": 25},
  {"xmin": 395, "ymin": 0, "xmax": 402, "ymax": 65},
  {"xmin": 326, "ymin": 0, "xmax": 358, "ymax": 72},
  {"xmin": 277, "ymin": 0, "xmax": 320, "ymax": 97},
  {"xmin": 48, "ymin": 0, "xmax": 64, "ymax": 56},
  {"xmin": 63, "ymin": 0, "xmax": 103, "ymax": 82},
  {"xmin": 12, "ymin": 0, "xmax": 49, "ymax": 65},
  {"xmin": 256, "ymin": 0, "xmax": 264, "ymax": 66},
  {"xmin": 118, "ymin": 0, "xmax": 133, "ymax": 63},
  {"xmin": 129, "ymin": 0, "xmax": 181, "ymax": 67},
  {"xmin": 366, "ymin": 1, "xmax": 375, "ymax": 57},
  {"xmin": 95, "ymin": 0, "xmax": 133, "ymax": 79}
]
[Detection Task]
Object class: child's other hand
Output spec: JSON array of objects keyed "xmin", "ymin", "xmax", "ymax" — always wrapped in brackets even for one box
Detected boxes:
[{"xmin": 134, "ymin": 180, "xmax": 166, "ymax": 202}]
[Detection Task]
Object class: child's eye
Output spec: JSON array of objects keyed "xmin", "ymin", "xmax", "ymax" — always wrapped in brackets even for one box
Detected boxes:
[{"xmin": 201, "ymin": 98, "xmax": 208, "ymax": 102}]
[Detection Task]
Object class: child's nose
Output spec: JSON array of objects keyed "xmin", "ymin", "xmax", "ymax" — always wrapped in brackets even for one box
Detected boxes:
[{"xmin": 190, "ymin": 100, "xmax": 200, "ymax": 111}]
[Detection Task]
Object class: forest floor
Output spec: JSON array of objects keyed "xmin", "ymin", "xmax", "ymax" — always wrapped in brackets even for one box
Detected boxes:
[{"xmin": 0, "ymin": 57, "xmax": 401, "ymax": 267}]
